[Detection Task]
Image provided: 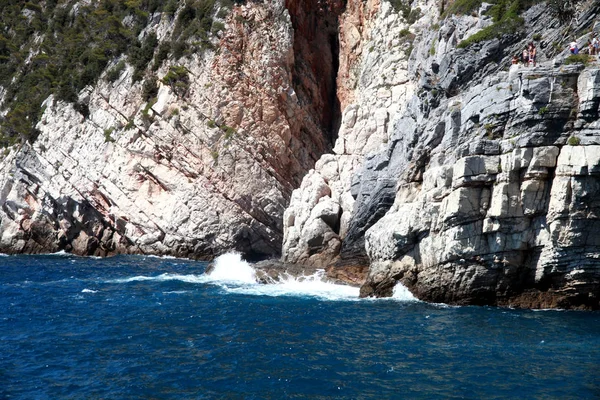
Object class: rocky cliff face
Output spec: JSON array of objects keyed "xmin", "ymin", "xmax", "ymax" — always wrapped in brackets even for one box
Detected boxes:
[
  {"xmin": 282, "ymin": 0, "xmax": 600, "ymax": 309},
  {"xmin": 1, "ymin": 0, "xmax": 599, "ymax": 309},
  {"xmin": 283, "ymin": 0, "xmax": 415, "ymax": 267},
  {"xmin": 0, "ymin": 0, "xmax": 338, "ymax": 259}
]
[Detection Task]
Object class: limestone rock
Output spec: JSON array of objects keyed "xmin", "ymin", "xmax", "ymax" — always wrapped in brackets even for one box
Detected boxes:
[
  {"xmin": 283, "ymin": 1, "xmax": 600, "ymax": 309},
  {"xmin": 0, "ymin": 0, "xmax": 337, "ymax": 259}
]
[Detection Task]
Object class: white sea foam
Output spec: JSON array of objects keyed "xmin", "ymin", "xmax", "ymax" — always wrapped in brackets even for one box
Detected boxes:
[
  {"xmin": 392, "ymin": 282, "xmax": 418, "ymax": 302},
  {"xmin": 205, "ymin": 253, "xmax": 257, "ymax": 284},
  {"xmin": 226, "ymin": 270, "xmax": 361, "ymax": 301},
  {"xmin": 107, "ymin": 273, "xmax": 206, "ymax": 284},
  {"xmin": 205, "ymin": 253, "xmax": 422, "ymax": 302},
  {"xmin": 144, "ymin": 254, "xmax": 190, "ymax": 260},
  {"xmin": 202, "ymin": 253, "xmax": 358, "ymax": 300},
  {"xmin": 103, "ymin": 252, "xmax": 254, "ymax": 286},
  {"xmin": 103, "ymin": 251, "xmax": 417, "ymax": 303},
  {"xmin": 47, "ymin": 250, "xmax": 100, "ymax": 259},
  {"xmin": 81, "ymin": 288, "xmax": 98, "ymax": 293},
  {"xmin": 48, "ymin": 250, "xmax": 70, "ymax": 256}
]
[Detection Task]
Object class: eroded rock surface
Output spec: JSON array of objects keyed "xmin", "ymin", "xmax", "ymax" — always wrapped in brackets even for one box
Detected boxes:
[
  {"xmin": 0, "ymin": 1, "xmax": 338, "ymax": 259},
  {"xmin": 359, "ymin": 53, "xmax": 600, "ymax": 309},
  {"xmin": 282, "ymin": 0, "xmax": 600, "ymax": 309}
]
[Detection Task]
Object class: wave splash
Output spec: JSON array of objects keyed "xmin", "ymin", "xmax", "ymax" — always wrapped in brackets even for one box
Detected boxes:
[
  {"xmin": 205, "ymin": 253, "xmax": 257, "ymax": 284},
  {"xmin": 105, "ymin": 252, "xmax": 416, "ymax": 302},
  {"xmin": 204, "ymin": 253, "xmax": 358, "ymax": 300},
  {"xmin": 229, "ymin": 269, "xmax": 361, "ymax": 301},
  {"xmin": 105, "ymin": 253, "xmax": 254, "ymax": 285},
  {"xmin": 392, "ymin": 282, "xmax": 418, "ymax": 302}
]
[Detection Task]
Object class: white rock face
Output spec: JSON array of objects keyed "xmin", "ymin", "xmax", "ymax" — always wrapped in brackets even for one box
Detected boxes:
[
  {"xmin": 358, "ymin": 57, "xmax": 600, "ymax": 308},
  {"xmin": 282, "ymin": 0, "xmax": 425, "ymax": 266},
  {"xmin": 284, "ymin": 1, "xmax": 600, "ymax": 309},
  {"xmin": 0, "ymin": 0, "xmax": 331, "ymax": 259}
]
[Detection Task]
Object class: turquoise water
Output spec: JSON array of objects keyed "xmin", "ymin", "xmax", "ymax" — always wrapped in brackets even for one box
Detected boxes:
[{"xmin": 1, "ymin": 253, "xmax": 599, "ymax": 399}]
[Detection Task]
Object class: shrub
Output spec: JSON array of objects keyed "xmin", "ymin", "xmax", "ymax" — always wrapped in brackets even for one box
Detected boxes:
[
  {"xmin": 162, "ymin": 65, "xmax": 190, "ymax": 97},
  {"xmin": 457, "ymin": 0, "xmax": 537, "ymax": 49},
  {"xmin": 442, "ymin": 0, "xmax": 483, "ymax": 17},
  {"xmin": 73, "ymin": 102, "xmax": 90, "ymax": 119},
  {"xmin": 399, "ymin": 28, "xmax": 411, "ymax": 37},
  {"xmin": 458, "ymin": 15, "xmax": 523, "ymax": 48},
  {"xmin": 211, "ymin": 21, "xmax": 225, "ymax": 35},
  {"xmin": 484, "ymin": 123, "xmax": 494, "ymax": 138},
  {"xmin": 129, "ymin": 33, "xmax": 159, "ymax": 82},
  {"xmin": 388, "ymin": 0, "xmax": 420, "ymax": 23},
  {"xmin": 565, "ymin": 54, "xmax": 592, "ymax": 66},
  {"xmin": 153, "ymin": 42, "xmax": 171, "ymax": 71},
  {"xmin": 142, "ymin": 76, "xmax": 159, "ymax": 101},
  {"xmin": 547, "ymin": 0, "xmax": 580, "ymax": 23},
  {"xmin": 223, "ymin": 125, "xmax": 236, "ymax": 139},
  {"xmin": 164, "ymin": 0, "xmax": 178, "ymax": 16},
  {"xmin": 567, "ymin": 136, "xmax": 580, "ymax": 145},
  {"xmin": 103, "ymin": 127, "xmax": 115, "ymax": 142},
  {"xmin": 106, "ymin": 60, "xmax": 126, "ymax": 82}
]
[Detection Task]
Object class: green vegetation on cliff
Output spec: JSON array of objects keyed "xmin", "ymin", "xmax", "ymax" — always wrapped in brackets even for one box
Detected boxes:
[
  {"xmin": 0, "ymin": 0, "xmax": 239, "ymax": 147},
  {"xmin": 455, "ymin": 0, "xmax": 541, "ymax": 48},
  {"xmin": 447, "ymin": 0, "xmax": 580, "ymax": 49}
]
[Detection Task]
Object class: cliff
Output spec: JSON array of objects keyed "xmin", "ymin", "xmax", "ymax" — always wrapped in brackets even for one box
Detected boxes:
[
  {"xmin": 282, "ymin": 0, "xmax": 600, "ymax": 309},
  {"xmin": 0, "ymin": 0, "xmax": 337, "ymax": 259},
  {"xmin": 1, "ymin": 0, "xmax": 599, "ymax": 309}
]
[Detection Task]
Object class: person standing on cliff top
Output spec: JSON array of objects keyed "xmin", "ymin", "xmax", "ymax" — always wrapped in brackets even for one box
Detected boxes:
[
  {"xmin": 528, "ymin": 42, "xmax": 537, "ymax": 66},
  {"xmin": 570, "ymin": 40, "xmax": 579, "ymax": 54}
]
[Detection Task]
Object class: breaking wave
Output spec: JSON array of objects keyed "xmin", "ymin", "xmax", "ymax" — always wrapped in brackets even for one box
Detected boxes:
[
  {"xmin": 205, "ymin": 252, "xmax": 257, "ymax": 284},
  {"xmin": 107, "ymin": 273, "xmax": 206, "ymax": 284},
  {"xmin": 104, "ymin": 252, "xmax": 416, "ymax": 302},
  {"xmin": 392, "ymin": 282, "xmax": 418, "ymax": 302}
]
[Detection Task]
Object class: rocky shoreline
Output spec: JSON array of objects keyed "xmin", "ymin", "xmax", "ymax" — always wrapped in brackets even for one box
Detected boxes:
[
  {"xmin": 1, "ymin": 1, "xmax": 599, "ymax": 310},
  {"xmin": 208, "ymin": 257, "xmax": 597, "ymax": 310}
]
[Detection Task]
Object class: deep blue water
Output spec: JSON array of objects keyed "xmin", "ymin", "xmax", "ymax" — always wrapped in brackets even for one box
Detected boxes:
[{"xmin": 1, "ymin": 253, "xmax": 599, "ymax": 399}]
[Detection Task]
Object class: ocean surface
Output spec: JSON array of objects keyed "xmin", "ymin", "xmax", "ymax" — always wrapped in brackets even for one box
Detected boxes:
[{"xmin": 1, "ymin": 253, "xmax": 599, "ymax": 399}]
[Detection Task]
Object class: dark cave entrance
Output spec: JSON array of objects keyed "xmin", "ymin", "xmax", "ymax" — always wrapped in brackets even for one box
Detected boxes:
[
  {"xmin": 285, "ymin": 0, "xmax": 345, "ymax": 147},
  {"xmin": 328, "ymin": 30, "xmax": 342, "ymax": 145}
]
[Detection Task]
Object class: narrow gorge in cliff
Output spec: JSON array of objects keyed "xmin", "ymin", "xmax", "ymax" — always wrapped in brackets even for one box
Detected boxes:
[{"xmin": 1, "ymin": 0, "xmax": 599, "ymax": 309}]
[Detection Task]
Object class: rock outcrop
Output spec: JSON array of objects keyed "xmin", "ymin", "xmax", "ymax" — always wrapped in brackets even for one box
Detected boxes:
[
  {"xmin": 361, "ymin": 63, "xmax": 600, "ymax": 310},
  {"xmin": 282, "ymin": 0, "xmax": 600, "ymax": 309},
  {"xmin": 0, "ymin": 0, "xmax": 338, "ymax": 259},
  {"xmin": 282, "ymin": 0, "xmax": 415, "ymax": 267}
]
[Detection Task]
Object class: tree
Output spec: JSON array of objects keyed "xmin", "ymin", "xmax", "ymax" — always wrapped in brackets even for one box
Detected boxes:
[{"xmin": 547, "ymin": 0, "xmax": 581, "ymax": 23}]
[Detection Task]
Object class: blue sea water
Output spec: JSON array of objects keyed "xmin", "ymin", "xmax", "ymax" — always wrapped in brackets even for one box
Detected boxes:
[{"xmin": 1, "ymin": 253, "xmax": 599, "ymax": 399}]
